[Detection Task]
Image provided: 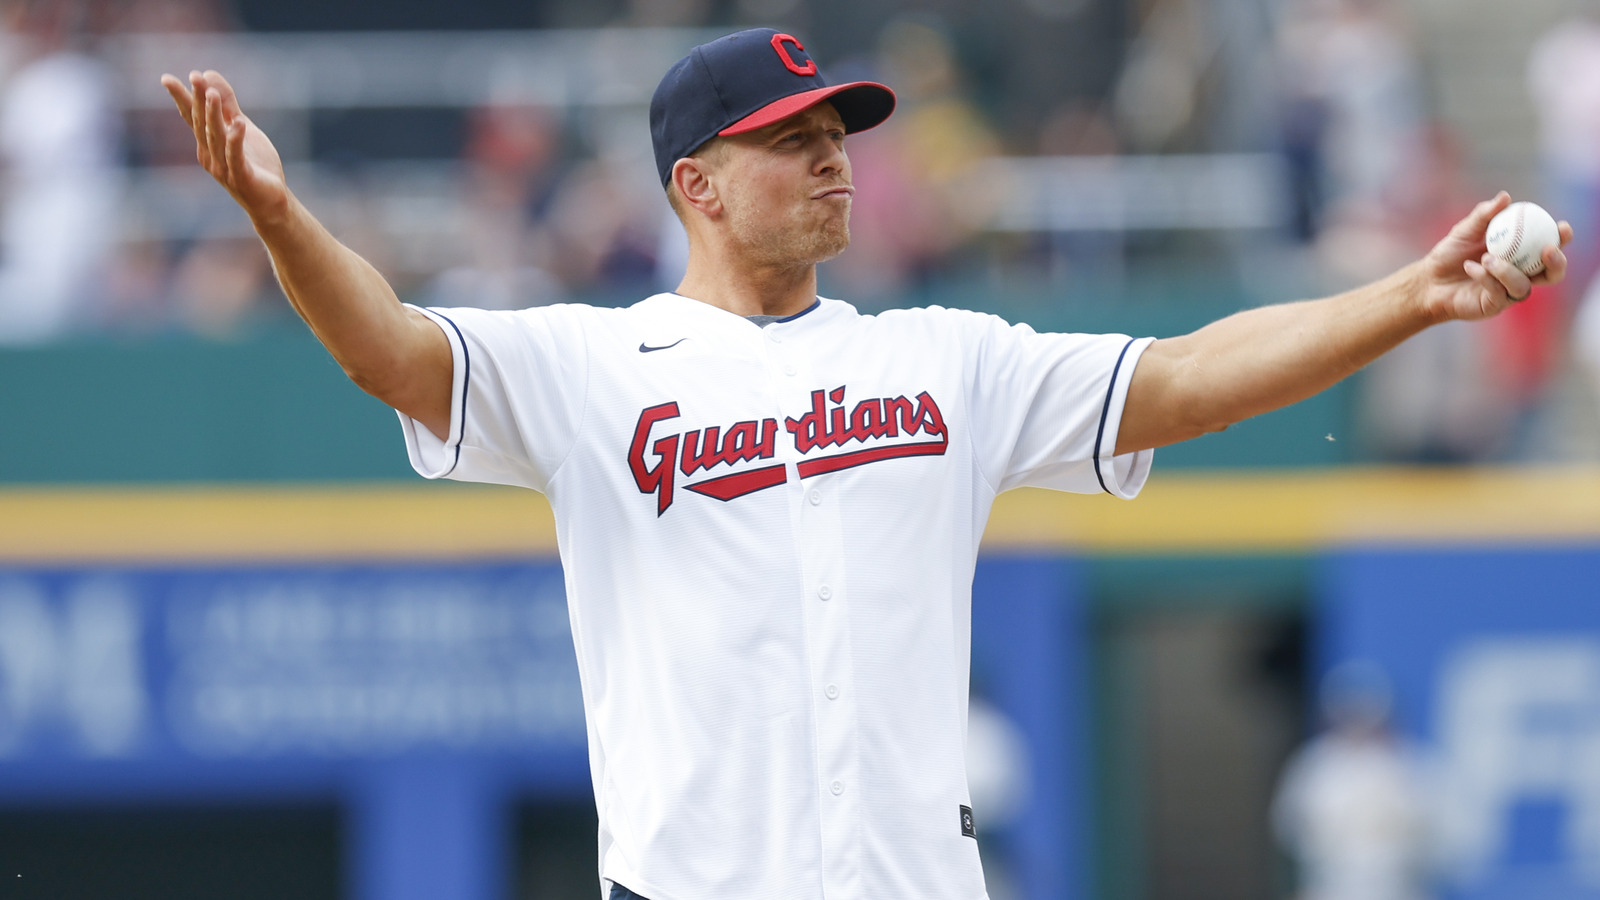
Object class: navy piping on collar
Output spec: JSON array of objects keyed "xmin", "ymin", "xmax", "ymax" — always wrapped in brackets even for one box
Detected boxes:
[
  {"xmin": 667, "ymin": 293, "xmax": 821, "ymax": 324},
  {"xmin": 1093, "ymin": 338, "xmax": 1136, "ymax": 495},
  {"xmin": 774, "ymin": 299, "xmax": 821, "ymax": 323},
  {"xmin": 430, "ymin": 311, "xmax": 471, "ymax": 479}
]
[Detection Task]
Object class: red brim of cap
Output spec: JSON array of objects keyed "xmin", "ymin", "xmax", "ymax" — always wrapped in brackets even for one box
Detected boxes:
[{"xmin": 718, "ymin": 81, "xmax": 897, "ymax": 137}]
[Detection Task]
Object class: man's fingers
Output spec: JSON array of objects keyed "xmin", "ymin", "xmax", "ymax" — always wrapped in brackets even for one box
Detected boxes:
[
  {"xmin": 1463, "ymin": 259, "xmax": 1509, "ymax": 304},
  {"xmin": 1559, "ymin": 221, "xmax": 1574, "ymax": 248},
  {"xmin": 224, "ymin": 115, "xmax": 247, "ymax": 187},
  {"xmin": 1537, "ymin": 244, "xmax": 1568, "ymax": 286},
  {"xmin": 204, "ymin": 69, "xmax": 243, "ymax": 119},
  {"xmin": 1453, "ymin": 191, "xmax": 1512, "ymax": 241},
  {"xmin": 205, "ymin": 89, "xmax": 228, "ymax": 174},
  {"xmin": 1465, "ymin": 190, "xmax": 1510, "ymax": 230},
  {"xmin": 1480, "ymin": 252, "xmax": 1532, "ymax": 300},
  {"xmin": 189, "ymin": 71, "xmax": 208, "ymax": 159},
  {"xmin": 161, "ymin": 75, "xmax": 195, "ymax": 129},
  {"xmin": 1464, "ymin": 257, "xmax": 1516, "ymax": 304}
]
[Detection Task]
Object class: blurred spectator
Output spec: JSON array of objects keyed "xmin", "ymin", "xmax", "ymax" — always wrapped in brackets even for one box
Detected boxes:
[
  {"xmin": 1358, "ymin": 125, "xmax": 1521, "ymax": 462},
  {"xmin": 546, "ymin": 158, "xmax": 661, "ymax": 299},
  {"xmin": 614, "ymin": 0, "xmax": 711, "ymax": 28},
  {"xmin": 1273, "ymin": 660, "xmax": 1434, "ymax": 900},
  {"xmin": 1574, "ymin": 271, "xmax": 1600, "ymax": 438},
  {"xmin": 1111, "ymin": 0, "xmax": 1206, "ymax": 153},
  {"xmin": 103, "ymin": 0, "xmax": 280, "ymax": 338},
  {"xmin": 1274, "ymin": 0, "xmax": 1426, "ymax": 243},
  {"xmin": 823, "ymin": 16, "xmax": 997, "ymax": 301},
  {"xmin": 1528, "ymin": 2, "xmax": 1600, "ymax": 300},
  {"xmin": 965, "ymin": 695, "xmax": 1032, "ymax": 900},
  {"xmin": 1032, "ymin": 101, "xmax": 1124, "ymax": 284},
  {"xmin": 429, "ymin": 102, "xmax": 566, "ymax": 309},
  {"xmin": 0, "ymin": 0, "xmax": 121, "ymax": 344},
  {"xmin": 170, "ymin": 236, "xmax": 273, "ymax": 337}
]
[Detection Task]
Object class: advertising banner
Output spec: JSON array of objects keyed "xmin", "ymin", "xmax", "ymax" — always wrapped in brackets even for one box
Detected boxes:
[{"xmin": 1319, "ymin": 547, "xmax": 1600, "ymax": 900}]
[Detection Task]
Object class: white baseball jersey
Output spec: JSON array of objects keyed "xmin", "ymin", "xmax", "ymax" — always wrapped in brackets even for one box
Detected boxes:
[{"xmin": 398, "ymin": 292, "xmax": 1154, "ymax": 900}]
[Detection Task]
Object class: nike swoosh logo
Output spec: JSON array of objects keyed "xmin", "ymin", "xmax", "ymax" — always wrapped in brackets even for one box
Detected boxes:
[{"xmin": 639, "ymin": 339, "xmax": 687, "ymax": 353}]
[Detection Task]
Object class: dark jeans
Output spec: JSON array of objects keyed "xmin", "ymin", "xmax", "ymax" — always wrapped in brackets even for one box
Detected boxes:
[{"xmin": 609, "ymin": 884, "xmax": 649, "ymax": 900}]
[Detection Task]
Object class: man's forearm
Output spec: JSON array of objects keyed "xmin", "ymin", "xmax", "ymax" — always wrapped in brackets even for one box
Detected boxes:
[
  {"xmin": 1116, "ymin": 262, "xmax": 1437, "ymax": 454},
  {"xmin": 251, "ymin": 193, "xmax": 449, "ymax": 413}
]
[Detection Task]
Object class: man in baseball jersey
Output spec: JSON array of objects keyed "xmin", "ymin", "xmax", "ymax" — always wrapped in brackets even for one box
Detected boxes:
[{"xmin": 161, "ymin": 27, "xmax": 1571, "ymax": 900}]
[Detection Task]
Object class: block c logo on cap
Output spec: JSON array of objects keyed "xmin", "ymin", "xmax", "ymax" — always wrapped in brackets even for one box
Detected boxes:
[{"xmin": 770, "ymin": 32, "xmax": 817, "ymax": 76}]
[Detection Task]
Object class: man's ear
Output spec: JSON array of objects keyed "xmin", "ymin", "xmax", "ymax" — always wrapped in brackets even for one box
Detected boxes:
[{"xmin": 672, "ymin": 157, "xmax": 720, "ymax": 217}]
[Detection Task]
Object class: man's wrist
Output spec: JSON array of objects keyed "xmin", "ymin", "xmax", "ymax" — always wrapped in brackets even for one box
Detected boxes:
[
  {"xmin": 1401, "ymin": 259, "xmax": 1451, "ymax": 327},
  {"xmin": 248, "ymin": 190, "xmax": 298, "ymax": 237}
]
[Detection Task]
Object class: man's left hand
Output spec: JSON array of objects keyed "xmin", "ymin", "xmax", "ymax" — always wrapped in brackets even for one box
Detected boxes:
[{"xmin": 1423, "ymin": 191, "xmax": 1574, "ymax": 322}]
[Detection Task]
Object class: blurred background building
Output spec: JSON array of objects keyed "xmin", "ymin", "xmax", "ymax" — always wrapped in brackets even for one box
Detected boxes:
[{"xmin": 2, "ymin": 0, "xmax": 1600, "ymax": 899}]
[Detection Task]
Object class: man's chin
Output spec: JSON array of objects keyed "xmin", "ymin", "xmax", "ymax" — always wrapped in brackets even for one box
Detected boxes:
[
  {"xmin": 805, "ymin": 222, "xmax": 851, "ymax": 265},
  {"xmin": 728, "ymin": 213, "xmax": 850, "ymax": 268}
]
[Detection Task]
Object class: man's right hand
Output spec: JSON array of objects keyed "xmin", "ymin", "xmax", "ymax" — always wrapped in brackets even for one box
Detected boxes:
[
  {"xmin": 161, "ymin": 70, "xmax": 290, "ymax": 226},
  {"xmin": 157, "ymin": 68, "xmax": 454, "ymax": 441}
]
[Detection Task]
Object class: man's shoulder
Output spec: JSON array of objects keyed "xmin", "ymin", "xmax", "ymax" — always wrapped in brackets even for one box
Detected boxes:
[
  {"xmin": 415, "ymin": 298, "xmax": 637, "ymax": 334},
  {"xmin": 863, "ymin": 303, "xmax": 1013, "ymax": 335}
]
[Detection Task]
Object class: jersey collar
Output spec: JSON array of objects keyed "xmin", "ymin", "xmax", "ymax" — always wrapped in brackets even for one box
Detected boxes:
[{"xmin": 642, "ymin": 293, "xmax": 842, "ymax": 337}]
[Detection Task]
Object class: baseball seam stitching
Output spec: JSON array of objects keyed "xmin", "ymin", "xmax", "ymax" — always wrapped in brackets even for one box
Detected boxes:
[{"xmin": 1507, "ymin": 206, "xmax": 1526, "ymax": 273}]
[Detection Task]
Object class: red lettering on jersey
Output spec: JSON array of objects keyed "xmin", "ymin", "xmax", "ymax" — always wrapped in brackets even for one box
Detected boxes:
[
  {"xmin": 770, "ymin": 33, "xmax": 817, "ymax": 76},
  {"xmin": 793, "ymin": 390, "xmax": 948, "ymax": 478},
  {"xmin": 722, "ymin": 419, "xmax": 777, "ymax": 463},
  {"xmin": 851, "ymin": 398, "xmax": 889, "ymax": 439},
  {"xmin": 685, "ymin": 463, "xmax": 788, "ymax": 501},
  {"xmin": 629, "ymin": 402, "xmax": 681, "ymax": 516},
  {"xmin": 786, "ymin": 386, "xmax": 948, "ymax": 452},
  {"xmin": 680, "ymin": 425, "xmax": 723, "ymax": 475},
  {"xmin": 631, "ymin": 388, "xmax": 948, "ymax": 515},
  {"xmin": 912, "ymin": 391, "xmax": 948, "ymax": 438},
  {"xmin": 631, "ymin": 404, "xmax": 786, "ymax": 513},
  {"xmin": 881, "ymin": 396, "xmax": 910, "ymax": 437}
]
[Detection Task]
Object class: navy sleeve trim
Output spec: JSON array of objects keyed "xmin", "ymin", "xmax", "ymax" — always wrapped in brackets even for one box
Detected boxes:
[
  {"xmin": 1093, "ymin": 338, "xmax": 1136, "ymax": 495},
  {"xmin": 431, "ymin": 311, "xmax": 471, "ymax": 479}
]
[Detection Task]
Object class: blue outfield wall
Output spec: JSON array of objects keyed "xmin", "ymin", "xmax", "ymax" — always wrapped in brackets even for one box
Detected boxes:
[
  {"xmin": 1318, "ymin": 545, "xmax": 1600, "ymax": 900},
  {"xmin": 0, "ymin": 555, "xmax": 1091, "ymax": 900}
]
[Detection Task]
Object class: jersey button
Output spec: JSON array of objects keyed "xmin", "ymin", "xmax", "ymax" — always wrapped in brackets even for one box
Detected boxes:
[
  {"xmin": 830, "ymin": 780, "xmax": 844, "ymax": 795},
  {"xmin": 769, "ymin": 332, "xmax": 783, "ymax": 343},
  {"xmin": 825, "ymin": 684, "xmax": 839, "ymax": 700},
  {"xmin": 784, "ymin": 364, "xmax": 797, "ymax": 376},
  {"xmin": 818, "ymin": 585, "xmax": 832, "ymax": 601},
  {"xmin": 809, "ymin": 489, "xmax": 821, "ymax": 505}
]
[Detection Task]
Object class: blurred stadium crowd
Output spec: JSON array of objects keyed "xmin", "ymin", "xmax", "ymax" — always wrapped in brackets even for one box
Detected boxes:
[{"xmin": 0, "ymin": 0, "xmax": 1597, "ymax": 462}]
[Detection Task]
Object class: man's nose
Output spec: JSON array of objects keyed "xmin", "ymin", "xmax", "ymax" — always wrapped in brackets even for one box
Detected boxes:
[{"xmin": 815, "ymin": 140, "xmax": 847, "ymax": 177}]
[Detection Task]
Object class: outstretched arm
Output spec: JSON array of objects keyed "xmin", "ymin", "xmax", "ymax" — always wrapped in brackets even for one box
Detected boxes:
[
  {"xmin": 160, "ymin": 69, "xmax": 452, "ymax": 439},
  {"xmin": 1115, "ymin": 193, "xmax": 1574, "ymax": 455}
]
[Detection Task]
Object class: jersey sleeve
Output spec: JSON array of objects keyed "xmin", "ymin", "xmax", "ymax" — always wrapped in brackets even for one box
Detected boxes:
[
  {"xmin": 957, "ymin": 310, "xmax": 1155, "ymax": 498},
  {"xmin": 397, "ymin": 304, "xmax": 589, "ymax": 493}
]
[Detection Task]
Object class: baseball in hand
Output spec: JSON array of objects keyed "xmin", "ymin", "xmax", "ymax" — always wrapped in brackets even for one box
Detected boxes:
[{"xmin": 1486, "ymin": 201, "xmax": 1560, "ymax": 276}]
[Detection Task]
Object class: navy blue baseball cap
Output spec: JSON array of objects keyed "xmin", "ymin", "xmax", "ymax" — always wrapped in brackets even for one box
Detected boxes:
[{"xmin": 650, "ymin": 28, "xmax": 896, "ymax": 186}]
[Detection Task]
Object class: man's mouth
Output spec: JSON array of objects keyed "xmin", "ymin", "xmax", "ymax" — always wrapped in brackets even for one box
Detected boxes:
[{"xmin": 812, "ymin": 186, "xmax": 854, "ymax": 200}]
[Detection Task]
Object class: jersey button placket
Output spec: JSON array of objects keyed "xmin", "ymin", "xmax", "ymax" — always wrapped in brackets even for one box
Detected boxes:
[
  {"xmin": 796, "ymin": 476, "xmax": 862, "ymax": 897},
  {"xmin": 766, "ymin": 323, "xmax": 862, "ymax": 894}
]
